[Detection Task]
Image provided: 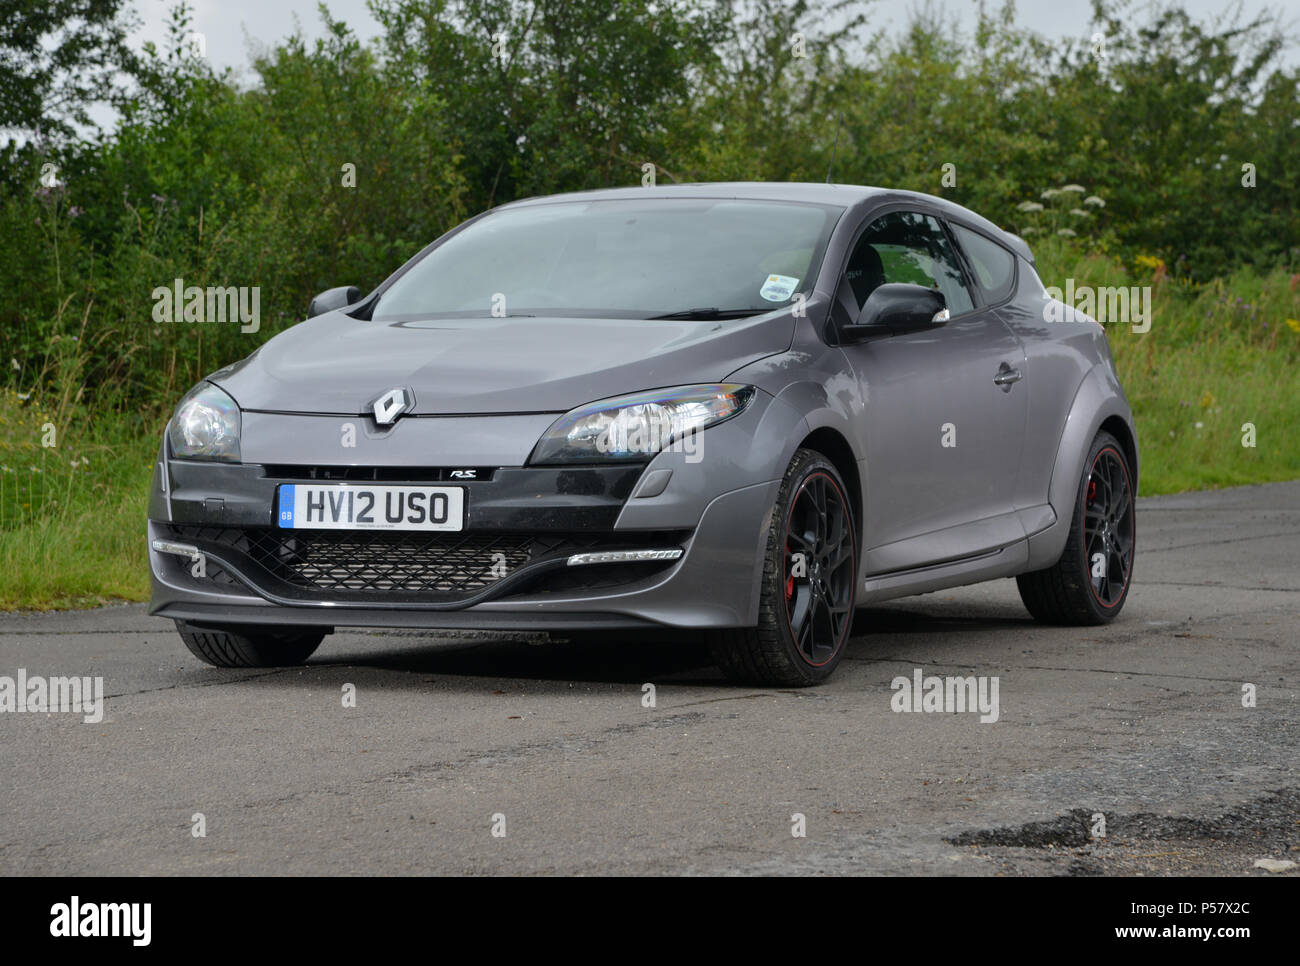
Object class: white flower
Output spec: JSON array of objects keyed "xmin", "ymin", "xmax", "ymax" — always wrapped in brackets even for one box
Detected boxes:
[
  {"xmin": 1017, "ymin": 201, "xmax": 1044, "ymax": 212},
  {"xmin": 1195, "ymin": 421, "xmax": 1204, "ymax": 429},
  {"xmin": 1069, "ymin": 208, "xmax": 1091, "ymax": 218},
  {"xmin": 9, "ymin": 358, "xmax": 18, "ymax": 371},
  {"xmin": 1057, "ymin": 228, "xmax": 1077, "ymax": 237},
  {"xmin": 1041, "ymin": 188, "xmax": 1060, "ymax": 199},
  {"xmin": 1060, "ymin": 183, "xmax": 1086, "ymax": 193},
  {"xmin": 1084, "ymin": 195, "xmax": 1106, "ymax": 207},
  {"xmin": 16, "ymin": 392, "xmax": 30, "ymax": 401}
]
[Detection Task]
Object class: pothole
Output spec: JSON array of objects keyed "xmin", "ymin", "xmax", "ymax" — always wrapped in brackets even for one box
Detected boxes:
[{"xmin": 947, "ymin": 787, "xmax": 1300, "ymax": 849}]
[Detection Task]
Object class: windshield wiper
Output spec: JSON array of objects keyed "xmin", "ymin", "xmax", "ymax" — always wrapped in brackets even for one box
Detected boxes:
[{"xmin": 646, "ymin": 307, "xmax": 769, "ymax": 321}]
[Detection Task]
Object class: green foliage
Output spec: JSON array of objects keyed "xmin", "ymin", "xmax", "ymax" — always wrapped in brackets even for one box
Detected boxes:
[
  {"xmin": 372, "ymin": 0, "xmax": 732, "ymax": 202},
  {"xmin": 1033, "ymin": 235, "xmax": 1300, "ymax": 493},
  {"xmin": 0, "ymin": 386, "xmax": 154, "ymax": 607}
]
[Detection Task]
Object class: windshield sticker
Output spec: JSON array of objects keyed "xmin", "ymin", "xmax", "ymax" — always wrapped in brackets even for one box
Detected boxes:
[{"xmin": 760, "ymin": 274, "xmax": 800, "ymax": 302}]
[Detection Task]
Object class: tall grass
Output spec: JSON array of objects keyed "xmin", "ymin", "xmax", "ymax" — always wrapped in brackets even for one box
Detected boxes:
[
  {"xmin": 0, "ymin": 394, "xmax": 155, "ymax": 608},
  {"xmin": 1035, "ymin": 238, "xmax": 1300, "ymax": 493}
]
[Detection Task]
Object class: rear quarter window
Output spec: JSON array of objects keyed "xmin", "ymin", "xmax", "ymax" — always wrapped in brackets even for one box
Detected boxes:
[{"xmin": 950, "ymin": 223, "xmax": 1017, "ymax": 304}]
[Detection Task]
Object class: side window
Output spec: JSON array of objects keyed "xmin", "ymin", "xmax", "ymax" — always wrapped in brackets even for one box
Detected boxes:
[
  {"xmin": 949, "ymin": 223, "xmax": 1017, "ymax": 304},
  {"xmin": 842, "ymin": 211, "xmax": 975, "ymax": 317}
]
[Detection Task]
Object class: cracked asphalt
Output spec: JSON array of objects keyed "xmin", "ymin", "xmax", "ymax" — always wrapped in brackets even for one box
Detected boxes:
[{"xmin": 1, "ymin": 481, "xmax": 1297, "ymax": 875}]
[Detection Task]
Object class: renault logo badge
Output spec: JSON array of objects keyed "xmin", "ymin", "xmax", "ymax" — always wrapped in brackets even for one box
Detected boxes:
[{"xmin": 370, "ymin": 388, "xmax": 412, "ymax": 425}]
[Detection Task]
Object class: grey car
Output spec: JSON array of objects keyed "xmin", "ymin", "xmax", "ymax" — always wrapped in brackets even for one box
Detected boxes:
[{"xmin": 148, "ymin": 182, "xmax": 1138, "ymax": 686}]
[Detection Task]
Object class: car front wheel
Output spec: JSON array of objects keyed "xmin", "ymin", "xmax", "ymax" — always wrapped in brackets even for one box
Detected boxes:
[
  {"xmin": 176, "ymin": 621, "xmax": 326, "ymax": 668},
  {"xmin": 709, "ymin": 448, "xmax": 858, "ymax": 687},
  {"xmin": 1017, "ymin": 430, "xmax": 1136, "ymax": 624}
]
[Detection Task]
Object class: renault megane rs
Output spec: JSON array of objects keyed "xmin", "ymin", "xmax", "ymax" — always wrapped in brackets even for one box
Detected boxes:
[{"xmin": 148, "ymin": 183, "xmax": 1138, "ymax": 685}]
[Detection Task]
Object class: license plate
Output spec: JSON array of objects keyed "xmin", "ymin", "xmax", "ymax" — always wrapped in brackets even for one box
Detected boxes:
[{"xmin": 277, "ymin": 484, "xmax": 464, "ymax": 531}]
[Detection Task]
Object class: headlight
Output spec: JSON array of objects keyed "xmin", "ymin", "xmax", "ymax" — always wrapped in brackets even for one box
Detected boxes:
[
  {"xmin": 167, "ymin": 382, "xmax": 241, "ymax": 462},
  {"xmin": 530, "ymin": 384, "xmax": 756, "ymax": 464}
]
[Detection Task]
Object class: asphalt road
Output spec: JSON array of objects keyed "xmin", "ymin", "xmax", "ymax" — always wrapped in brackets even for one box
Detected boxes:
[{"xmin": 2, "ymin": 482, "xmax": 1297, "ymax": 876}]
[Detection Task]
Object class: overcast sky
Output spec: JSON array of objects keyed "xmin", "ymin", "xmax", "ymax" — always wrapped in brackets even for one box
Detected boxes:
[{"xmin": 130, "ymin": 0, "xmax": 1300, "ymax": 77}]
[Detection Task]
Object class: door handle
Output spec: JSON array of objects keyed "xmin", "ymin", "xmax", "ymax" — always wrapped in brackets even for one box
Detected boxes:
[{"xmin": 993, "ymin": 365, "xmax": 1022, "ymax": 389}]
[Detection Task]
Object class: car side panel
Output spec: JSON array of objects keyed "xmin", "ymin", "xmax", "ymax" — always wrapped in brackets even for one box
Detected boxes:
[
  {"xmin": 995, "ymin": 258, "xmax": 1138, "ymax": 569},
  {"xmin": 839, "ymin": 306, "xmax": 1028, "ymax": 565},
  {"xmin": 995, "ymin": 258, "xmax": 1096, "ymax": 516}
]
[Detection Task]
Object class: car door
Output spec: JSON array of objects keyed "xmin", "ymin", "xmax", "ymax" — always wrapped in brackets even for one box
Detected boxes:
[{"xmin": 834, "ymin": 209, "xmax": 1028, "ymax": 574}]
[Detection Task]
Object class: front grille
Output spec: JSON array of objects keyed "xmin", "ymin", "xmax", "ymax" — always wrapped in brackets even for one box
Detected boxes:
[{"xmin": 163, "ymin": 525, "xmax": 688, "ymax": 603}]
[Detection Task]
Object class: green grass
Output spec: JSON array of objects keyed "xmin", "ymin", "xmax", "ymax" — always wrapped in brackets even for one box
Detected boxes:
[
  {"xmin": 2, "ymin": 245, "xmax": 1298, "ymax": 609},
  {"xmin": 1114, "ymin": 341, "xmax": 1300, "ymax": 492},
  {"xmin": 1035, "ymin": 240, "xmax": 1300, "ymax": 493},
  {"xmin": 0, "ymin": 485, "xmax": 150, "ymax": 608},
  {"xmin": 0, "ymin": 393, "xmax": 155, "ymax": 608}
]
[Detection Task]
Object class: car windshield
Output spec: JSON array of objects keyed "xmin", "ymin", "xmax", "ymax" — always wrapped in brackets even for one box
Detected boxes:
[{"xmin": 370, "ymin": 198, "xmax": 841, "ymax": 320}]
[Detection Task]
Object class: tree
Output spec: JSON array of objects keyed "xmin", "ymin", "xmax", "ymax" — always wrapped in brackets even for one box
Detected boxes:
[{"xmin": 0, "ymin": 0, "xmax": 138, "ymax": 142}]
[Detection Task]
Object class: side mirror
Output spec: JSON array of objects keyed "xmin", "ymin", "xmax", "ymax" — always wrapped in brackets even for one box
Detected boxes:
[
  {"xmin": 307, "ymin": 285, "xmax": 361, "ymax": 318},
  {"xmin": 840, "ymin": 283, "xmax": 949, "ymax": 342}
]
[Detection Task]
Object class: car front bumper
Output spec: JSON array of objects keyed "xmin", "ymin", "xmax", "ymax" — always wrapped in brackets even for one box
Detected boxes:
[{"xmin": 147, "ymin": 400, "xmax": 788, "ymax": 630}]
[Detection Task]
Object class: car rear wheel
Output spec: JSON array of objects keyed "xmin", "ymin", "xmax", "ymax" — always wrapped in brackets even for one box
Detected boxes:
[
  {"xmin": 1017, "ymin": 430, "xmax": 1135, "ymax": 624},
  {"xmin": 175, "ymin": 621, "xmax": 326, "ymax": 668},
  {"xmin": 709, "ymin": 448, "xmax": 858, "ymax": 687}
]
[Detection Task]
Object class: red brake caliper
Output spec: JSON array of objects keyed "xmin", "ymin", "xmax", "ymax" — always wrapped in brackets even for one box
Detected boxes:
[
  {"xmin": 785, "ymin": 542, "xmax": 794, "ymax": 599},
  {"xmin": 1087, "ymin": 480, "xmax": 1097, "ymax": 504}
]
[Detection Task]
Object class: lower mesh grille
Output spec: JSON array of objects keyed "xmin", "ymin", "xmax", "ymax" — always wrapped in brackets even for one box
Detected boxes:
[{"xmin": 163, "ymin": 525, "xmax": 687, "ymax": 602}]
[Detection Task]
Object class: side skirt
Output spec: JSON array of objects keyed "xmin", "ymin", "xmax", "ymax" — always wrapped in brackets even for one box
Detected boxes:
[{"xmin": 858, "ymin": 540, "xmax": 1030, "ymax": 604}]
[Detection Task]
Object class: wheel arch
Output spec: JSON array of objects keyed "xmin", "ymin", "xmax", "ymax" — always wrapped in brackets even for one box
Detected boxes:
[
  {"xmin": 1098, "ymin": 413, "xmax": 1140, "ymax": 493},
  {"xmin": 1026, "ymin": 364, "xmax": 1138, "ymax": 569},
  {"xmin": 797, "ymin": 425, "xmax": 862, "ymax": 538}
]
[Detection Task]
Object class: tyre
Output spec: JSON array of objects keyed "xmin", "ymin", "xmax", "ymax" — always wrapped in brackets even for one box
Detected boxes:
[
  {"xmin": 709, "ymin": 448, "xmax": 858, "ymax": 686},
  {"xmin": 1017, "ymin": 430, "xmax": 1135, "ymax": 624},
  {"xmin": 175, "ymin": 621, "xmax": 326, "ymax": 668}
]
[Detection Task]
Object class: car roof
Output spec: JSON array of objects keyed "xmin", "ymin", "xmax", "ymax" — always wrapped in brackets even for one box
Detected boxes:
[
  {"xmin": 499, "ymin": 182, "xmax": 1034, "ymax": 263},
  {"xmin": 501, "ymin": 181, "xmax": 881, "ymax": 208}
]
